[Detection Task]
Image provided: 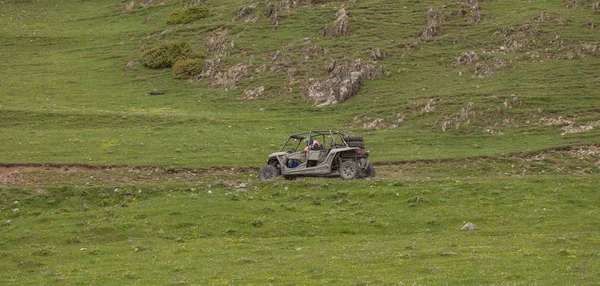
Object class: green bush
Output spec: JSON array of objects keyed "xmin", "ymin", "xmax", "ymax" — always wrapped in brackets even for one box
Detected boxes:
[
  {"xmin": 172, "ymin": 58, "xmax": 204, "ymax": 79},
  {"xmin": 141, "ymin": 40, "xmax": 196, "ymax": 69},
  {"xmin": 167, "ymin": 5, "xmax": 209, "ymax": 25}
]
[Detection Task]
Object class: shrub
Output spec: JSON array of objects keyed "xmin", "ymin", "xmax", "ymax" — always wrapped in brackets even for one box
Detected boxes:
[
  {"xmin": 167, "ymin": 5, "xmax": 209, "ymax": 25},
  {"xmin": 141, "ymin": 40, "xmax": 196, "ymax": 69},
  {"xmin": 172, "ymin": 58, "xmax": 204, "ymax": 79}
]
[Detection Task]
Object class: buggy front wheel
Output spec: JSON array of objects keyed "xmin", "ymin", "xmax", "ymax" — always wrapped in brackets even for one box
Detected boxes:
[{"xmin": 258, "ymin": 165, "xmax": 279, "ymax": 180}]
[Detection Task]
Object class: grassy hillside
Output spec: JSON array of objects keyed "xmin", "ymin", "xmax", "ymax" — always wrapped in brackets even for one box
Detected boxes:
[{"xmin": 1, "ymin": 0, "xmax": 598, "ymax": 167}]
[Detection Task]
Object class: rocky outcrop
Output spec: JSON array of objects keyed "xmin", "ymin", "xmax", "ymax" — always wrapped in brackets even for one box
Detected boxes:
[
  {"xmin": 420, "ymin": 8, "xmax": 443, "ymax": 40},
  {"xmin": 323, "ymin": 8, "xmax": 349, "ymax": 38},
  {"xmin": 304, "ymin": 59, "xmax": 386, "ymax": 106},
  {"xmin": 243, "ymin": 86, "xmax": 265, "ymax": 99},
  {"xmin": 234, "ymin": 2, "xmax": 258, "ymax": 22},
  {"xmin": 212, "ymin": 62, "xmax": 249, "ymax": 90}
]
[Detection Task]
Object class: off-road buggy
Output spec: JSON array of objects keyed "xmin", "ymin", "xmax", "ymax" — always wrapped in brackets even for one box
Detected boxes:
[{"xmin": 258, "ymin": 130, "xmax": 375, "ymax": 180}]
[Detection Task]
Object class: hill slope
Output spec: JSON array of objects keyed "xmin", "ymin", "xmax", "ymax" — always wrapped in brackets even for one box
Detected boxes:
[{"xmin": 1, "ymin": 0, "xmax": 599, "ymax": 167}]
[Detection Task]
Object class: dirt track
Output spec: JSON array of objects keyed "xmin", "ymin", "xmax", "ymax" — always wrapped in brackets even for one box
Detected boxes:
[
  {"xmin": 0, "ymin": 164, "xmax": 258, "ymax": 186},
  {"xmin": 1, "ymin": 145, "xmax": 598, "ymax": 186}
]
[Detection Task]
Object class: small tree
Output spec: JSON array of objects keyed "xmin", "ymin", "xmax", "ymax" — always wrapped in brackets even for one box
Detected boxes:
[
  {"xmin": 172, "ymin": 58, "xmax": 204, "ymax": 79},
  {"xmin": 167, "ymin": 5, "xmax": 209, "ymax": 24},
  {"xmin": 141, "ymin": 40, "xmax": 198, "ymax": 69}
]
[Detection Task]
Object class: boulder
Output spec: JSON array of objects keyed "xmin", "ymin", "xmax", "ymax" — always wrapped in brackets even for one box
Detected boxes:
[{"xmin": 460, "ymin": 222, "xmax": 478, "ymax": 231}]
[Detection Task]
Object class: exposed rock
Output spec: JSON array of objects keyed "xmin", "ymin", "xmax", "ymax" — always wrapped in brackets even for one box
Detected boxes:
[
  {"xmin": 531, "ymin": 11, "xmax": 566, "ymax": 25},
  {"xmin": 147, "ymin": 89, "xmax": 166, "ymax": 95},
  {"xmin": 243, "ymin": 86, "xmax": 265, "ymax": 99},
  {"xmin": 271, "ymin": 10, "xmax": 279, "ymax": 26},
  {"xmin": 585, "ymin": 20, "xmax": 596, "ymax": 29},
  {"xmin": 457, "ymin": 1, "xmax": 467, "ymax": 16},
  {"xmin": 564, "ymin": 0, "xmax": 582, "ymax": 8},
  {"xmin": 470, "ymin": 3, "xmax": 483, "ymax": 23},
  {"xmin": 182, "ymin": 0, "xmax": 203, "ymax": 7},
  {"xmin": 255, "ymin": 64, "xmax": 267, "ymax": 73},
  {"xmin": 539, "ymin": 116, "xmax": 574, "ymax": 126},
  {"xmin": 461, "ymin": 102, "xmax": 474, "ymax": 123},
  {"xmin": 286, "ymin": 67, "xmax": 297, "ymax": 81},
  {"xmin": 475, "ymin": 57, "xmax": 507, "ymax": 78},
  {"xmin": 456, "ymin": 1, "xmax": 484, "ymax": 23},
  {"xmin": 265, "ymin": 49, "xmax": 291, "ymax": 74},
  {"xmin": 323, "ymin": 8, "xmax": 349, "ymax": 38},
  {"xmin": 363, "ymin": 118, "xmax": 385, "ymax": 129},
  {"xmin": 235, "ymin": 183, "xmax": 248, "ymax": 191},
  {"xmin": 301, "ymin": 45, "xmax": 326, "ymax": 62},
  {"xmin": 325, "ymin": 61, "xmax": 336, "ymax": 73},
  {"xmin": 460, "ymin": 222, "xmax": 478, "ymax": 231},
  {"xmin": 420, "ymin": 8, "xmax": 444, "ymax": 40},
  {"xmin": 280, "ymin": 0, "xmax": 291, "ymax": 12},
  {"xmin": 265, "ymin": 1, "xmax": 275, "ymax": 17},
  {"xmin": 265, "ymin": 0, "xmax": 280, "ymax": 26},
  {"xmin": 212, "ymin": 62, "xmax": 249, "ymax": 90},
  {"xmin": 441, "ymin": 102, "xmax": 476, "ymax": 132},
  {"xmin": 205, "ymin": 34, "xmax": 229, "ymax": 58},
  {"xmin": 561, "ymin": 121, "xmax": 600, "ymax": 135},
  {"xmin": 279, "ymin": 86, "xmax": 293, "ymax": 94},
  {"xmin": 371, "ymin": 48, "xmax": 387, "ymax": 61},
  {"xmin": 123, "ymin": 0, "xmax": 135, "ymax": 11},
  {"xmin": 304, "ymin": 59, "xmax": 386, "ymax": 106},
  {"xmin": 139, "ymin": 0, "xmax": 155, "ymax": 8},
  {"xmin": 270, "ymin": 49, "xmax": 281, "ymax": 62},
  {"xmin": 453, "ymin": 51, "xmax": 479, "ymax": 66},
  {"xmin": 396, "ymin": 114, "xmax": 405, "ymax": 124},
  {"xmin": 581, "ymin": 43, "xmax": 599, "ymax": 52},
  {"xmin": 234, "ymin": 2, "xmax": 258, "ymax": 22},
  {"xmin": 195, "ymin": 58, "xmax": 220, "ymax": 80},
  {"xmin": 569, "ymin": 145, "xmax": 600, "ymax": 159},
  {"xmin": 493, "ymin": 12, "xmax": 567, "ymax": 53},
  {"xmin": 125, "ymin": 60, "xmax": 140, "ymax": 72},
  {"xmin": 421, "ymin": 100, "xmax": 435, "ymax": 113}
]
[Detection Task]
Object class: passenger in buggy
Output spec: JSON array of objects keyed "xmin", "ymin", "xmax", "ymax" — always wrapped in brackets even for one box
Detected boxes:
[{"xmin": 303, "ymin": 137, "xmax": 322, "ymax": 152}]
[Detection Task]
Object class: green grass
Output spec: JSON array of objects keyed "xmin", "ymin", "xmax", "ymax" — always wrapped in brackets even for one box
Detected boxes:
[{"xmin": 2, "ymin": 170, "xmax": 600, "ymax": 284}]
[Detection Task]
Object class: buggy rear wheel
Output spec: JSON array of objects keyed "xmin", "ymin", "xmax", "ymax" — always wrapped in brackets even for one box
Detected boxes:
[{"xmin": 339, "ymin": 160, "xmax": 359, "ymax": 180}]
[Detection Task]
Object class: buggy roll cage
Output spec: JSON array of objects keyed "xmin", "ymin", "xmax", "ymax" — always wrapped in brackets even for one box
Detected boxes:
[{"xmin": 278, "ymin": 130, "xmax": 346, "ymax": 152}]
